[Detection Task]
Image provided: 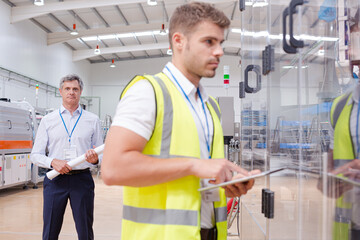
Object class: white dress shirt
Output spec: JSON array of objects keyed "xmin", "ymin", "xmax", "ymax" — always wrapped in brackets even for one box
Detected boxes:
[
  {"xmin": 31, "ymin": 105, "xmax": 103, "ymax": 170},
  {"xmin": 112, "ymin": 62, "xmax": 217, "ymax": 228}
]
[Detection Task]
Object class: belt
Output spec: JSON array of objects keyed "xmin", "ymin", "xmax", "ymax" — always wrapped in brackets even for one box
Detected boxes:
[
  {"xmin": 65, "ymin": 168, "xmax": 90, "ymax": 175},
  {"xmin": 201, "ymin": 227, "xmax": 217, "ymax": 240}
]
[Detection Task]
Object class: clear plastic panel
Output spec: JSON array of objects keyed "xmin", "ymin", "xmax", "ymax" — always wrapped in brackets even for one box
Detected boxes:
[
  {"xmin": 237, "ymin": 1, "xmax": 270, "ymax": 239},
  {"xmin": 235, "ymin": 0, "xmax": 360, "ymax": 240}
]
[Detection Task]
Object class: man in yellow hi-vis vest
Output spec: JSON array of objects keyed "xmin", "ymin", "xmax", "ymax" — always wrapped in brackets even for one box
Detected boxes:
[
  {"xmin": 325, "ymin": 4, "xmax": 360, "ymax": 239},
  {"xmin": 102, "ymin": 2, "xmax": 260, "ymax": 240}
]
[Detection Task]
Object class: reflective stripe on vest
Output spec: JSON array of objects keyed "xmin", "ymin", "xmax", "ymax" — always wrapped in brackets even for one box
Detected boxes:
[
  {"xmin": 208, "ymin": 96, "xmax": 221, "ymax": 120},
  {"xmin": 123, "ymin": 205, "xmax": 198, "ymax": 226},
  {"xmin": 330, "ymin": 93, "xmax": 354, "ymax": 240},
  {"xmin": 331, "ymin": 93, "xmax": 355, "ymax": 161},
  {"xmin": 331, "ymin": 93, "xmax": 351, "ymax": 128},
  {"xmin": 153, "ymin": 75, "xmax": 173, "ymax": 158},
  {"xmin": 333, "ymin": 159, "xmax": 353, "ymax": 169},
  {"xmin": 215, "ymin": 206, "xmax": 227, "ymax": 222},
  {"xmin": 120, "ymin": 73, "xmax": 227, "ymax": 240},
  {"xmin": 334, "ymin": 207, "xmax": 352, "ymax": 224}
]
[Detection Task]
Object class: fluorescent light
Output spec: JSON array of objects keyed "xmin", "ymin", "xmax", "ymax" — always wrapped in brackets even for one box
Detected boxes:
[
  {"xmin": 135, "ymin": 31, "xmax": 153, "ymax": 37},
  {"xmin": 116, "ymin": 33, "xmax": 134, "ymax": 38},
  {"xmin": 318, "ymin": 49, "xmax": 325, "ymax": 56},
  {"xmin": 253, "ymin": 2, "xmax": 268, "ymax": 7},
  {"xmin": 231, "ymin": 29, "xmax": 339, "ymax": 42},
  {"xmin": 99, "ymin": 35, "xmax": 116, "ymax": 40},
  {"xmin": 34, "ymin": 0, "xmax": 44, "ymax": 6},
  {"xmin": 82, "ymin": 36, "xmax": 98, "ymax": 41},
  {"xmin": 282, "ymin": 66, "xmax": 294, "ymax": 69},
  {"xmin": 147, "ymin": 0, "xmax": 157, "ymax": 6},
  {"xmin": 231, "ymin": 28, "xmax": 242, "ymax": 34},
  {"xmin": 268, "ymin": 34, "xmax": 282, "ymax": 40},
  {"xmin": 282, "ymin": 65, "xmax": 308, "ymax": 69},
  {"xmin": 245, "ymin": 0, "xmax": 268, "ymax": 7},
  {"xmin": 253, "ymin": 31, "xmax": 269, "ymax": 38}
]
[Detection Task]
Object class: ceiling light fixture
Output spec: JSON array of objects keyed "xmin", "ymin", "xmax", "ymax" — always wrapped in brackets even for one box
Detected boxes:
[
  {"xmin": 70, "ymin": 13, "xmax": 79, "ymax": 36},
  {"xmin": 34, "ymin": 0, "xmax": 44, "ymax": 6},
  {"xmin": 70, "ymin": 24, "xmax": 79, "ymax": 36},
  {"xmin": 147, "ymin": 0, "xmax": 157, "ymax": 6},
  {"xmin": 160, "ymin": 24, "xmax": 167, "ymax": 35},
  {"xmin": 159, "ymin": 5, "xmax": 167, "ymax": 36},
  {"xmin": 110, "ymin": 59, "xmax": 116, "ymax": 68},
  {"xmin": 167, "ymin": 47, "xmax": 173, "ymax": 55},
  {"xmin": 94, "ymin": 44, "xmax": 101, "ymax": 55}
]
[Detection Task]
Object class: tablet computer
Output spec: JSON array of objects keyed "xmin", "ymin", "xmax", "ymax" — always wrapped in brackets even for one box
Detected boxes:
[{"xmin": 198, "ymin": 167, "xmax": 286, "ymax": 192}]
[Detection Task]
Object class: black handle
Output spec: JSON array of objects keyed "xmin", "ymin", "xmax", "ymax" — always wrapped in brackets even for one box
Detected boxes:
[
  {"xmin": 289, "ymin": 0, "xmax": 305, "ymax": 49},
  {"xmin": 262, "ymin": 188, "xmax": 275, "ymax": 219},
  {"xmin": 239, "ymin": 82, "xmax": 245, "ymax": 98},
  {"xmin": 8, "ymin": 120, "xmax": 12, "ymax": 129},
  {"xmin": 282, "ymin": 7, "xmax": 297, "ymax": 54},
  {"xmin": 244, "ymin": 65, "xmax": 261, "ymax": 93},
  {"xmin": 239, "ymin": 0, "xmax": 245, "ymax": 11}
]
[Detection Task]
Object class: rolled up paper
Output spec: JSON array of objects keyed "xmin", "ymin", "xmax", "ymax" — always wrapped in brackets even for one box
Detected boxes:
[{"xmin": 46, "ymin": 144, "xmax": 105, "ymax": 180}]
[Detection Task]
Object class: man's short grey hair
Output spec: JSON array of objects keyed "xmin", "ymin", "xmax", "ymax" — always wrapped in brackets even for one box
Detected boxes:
[{"xmin": 59, "ymin": 74, "xmax": 84, "ymax": 90}]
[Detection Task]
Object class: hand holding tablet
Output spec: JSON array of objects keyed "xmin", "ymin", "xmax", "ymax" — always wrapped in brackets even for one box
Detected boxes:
[{"xmin": 199, "ymin": 167, "xmax": 286, "ymax": 192}]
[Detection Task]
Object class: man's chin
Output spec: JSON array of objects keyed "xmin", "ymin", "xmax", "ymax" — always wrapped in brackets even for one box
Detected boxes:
[{"xmin": 203, "ymin": 70, "xmax": 216, "ymax": 78}]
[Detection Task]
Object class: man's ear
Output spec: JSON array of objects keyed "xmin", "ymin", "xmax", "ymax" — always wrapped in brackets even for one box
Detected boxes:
[{"xmin": 172, "ymin": 32, "xmax": 185, "ymax": 51}]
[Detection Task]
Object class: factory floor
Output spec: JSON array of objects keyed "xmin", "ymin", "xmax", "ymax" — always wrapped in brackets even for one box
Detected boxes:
[{"xmin": 0, "ymin": 173, "xmax": 335, "ymax": 240}]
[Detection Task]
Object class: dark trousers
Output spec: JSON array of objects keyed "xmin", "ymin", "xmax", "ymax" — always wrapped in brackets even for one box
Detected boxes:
[
  {"xmin": 42, "ymin": 171, "xmax": 95, "ymax": 240},
  {"xmin": 201, "ymin": 227, "xmax": 217, "ymax": 240}
]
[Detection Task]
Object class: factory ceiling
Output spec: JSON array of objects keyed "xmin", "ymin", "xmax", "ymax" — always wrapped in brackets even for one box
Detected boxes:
[{"xmin": 2, "ymin": 0, "xmax": 327, "ymax": 64}]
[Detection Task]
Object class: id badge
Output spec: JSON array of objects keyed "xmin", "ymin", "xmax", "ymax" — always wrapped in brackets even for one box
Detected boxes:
[
  {"xmin": 201, "ymin": 188, "xmax": 220, "ymax": 202},
  {"xmin": 63, "ymin": 145, "xmax": 77, "ymax": 160},
  {"xmin": 201, "ymin": 179, "xmax": 220, "ymax": 202}
]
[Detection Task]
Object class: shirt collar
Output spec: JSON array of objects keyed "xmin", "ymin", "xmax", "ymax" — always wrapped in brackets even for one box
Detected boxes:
[
  {"xmin": 349, "ymin": 83, "xmax": 360, "ymax": 105},
  {"xmin": 163, "ymin": 62, "xmax": 209, "ymax": 102},
  {"xmin": 60, "ymin": 104, "xmax": 82, "ymax": 114}
]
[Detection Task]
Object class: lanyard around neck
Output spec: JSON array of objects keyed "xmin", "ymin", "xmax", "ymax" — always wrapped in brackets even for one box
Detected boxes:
[
  {"xmin": 165, "ymin": 66, "xmax": 211, "ymax": 158},
  {"xmin": 59, "ymin": 108, "xmax": 83, "ymax": 144},
  {"xmin": 357, "ymin": 97, "xmax": 360, "ymax": 157}
]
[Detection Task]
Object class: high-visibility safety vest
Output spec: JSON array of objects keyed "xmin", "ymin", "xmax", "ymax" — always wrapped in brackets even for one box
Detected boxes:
[
  {"xmin": 330, "ymin": 92, "xmax": 354, "ymax": 240},
  {"xmin": 120, "ymin": 72, "xmax": 227, "ymax": 240}
]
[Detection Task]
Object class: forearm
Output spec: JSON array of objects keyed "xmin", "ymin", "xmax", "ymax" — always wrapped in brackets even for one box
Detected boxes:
[
  {"xmin": 101, "ymin": 126, "xmax": 244, "ymax": 187},
  {"xmin": 102, "ymin": 150, "xmax": 195, "ymax": 187},
  {"xmin": 30, "ymin": 153, "xmax": 53, "ymax": 169}
]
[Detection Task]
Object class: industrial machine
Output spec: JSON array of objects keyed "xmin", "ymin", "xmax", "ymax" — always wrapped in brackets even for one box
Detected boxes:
[
  {"xmin": 15, "ymin": 101, "xmax": 51, "ymax": 188},
  {"xmin": 0, "ymin": 99, "xmax": 33, "ymax": 189}
]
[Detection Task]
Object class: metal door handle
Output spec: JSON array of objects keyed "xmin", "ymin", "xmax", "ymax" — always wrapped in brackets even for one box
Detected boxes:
[
  {"xmin": 244, "ymin": 65, "xmax": 262, "ymax": 93},
  {"xmin": 289, "ymin": 0, "xmax": 305, "ymax": 49},
  {"xmin": 239, "ymin": 0, "xmax": 245, "ymax": 11},
  {"xmin": 282, "ymin": 7, "xmax": 297, "ymax": 54}
]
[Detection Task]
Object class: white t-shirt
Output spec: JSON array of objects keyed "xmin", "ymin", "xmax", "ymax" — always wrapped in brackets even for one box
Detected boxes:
[{"xmin": 112, "ymin": 62, "xmax": 218, "ymax": 228}]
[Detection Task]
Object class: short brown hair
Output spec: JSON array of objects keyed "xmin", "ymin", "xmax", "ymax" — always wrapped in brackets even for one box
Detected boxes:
[{"xmin": 169, "ymin": 2, "xmax": 230, "ymax": 47}]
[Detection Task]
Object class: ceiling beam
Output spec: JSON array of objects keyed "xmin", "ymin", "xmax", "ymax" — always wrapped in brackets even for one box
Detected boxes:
[
  {"xmin": 73, "ymin": 40, "xmax": 244, "ymax": 61},
  {"xmin": 48, "ymin": 22, "xmax": 161, "ymax": 45},
  {"xmin": 73, "ymin": 42, "xmax": 170, "ymax": 61},
  {"xmin": 11, "ymin": 0, "xmax": 146, "ymax": 23},
  {"xmin": 48, "ymin": 20, "xmax": 242, "ymax": 45},
  {"xmin": 11, "ymin": 0, "xmax": 241, "ymax": 23}
]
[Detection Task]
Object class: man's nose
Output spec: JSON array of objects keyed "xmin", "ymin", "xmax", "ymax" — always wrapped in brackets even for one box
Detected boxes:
[{"xmin": 214, "ymin": 44, "xmax": 224, "ymax": 57}]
